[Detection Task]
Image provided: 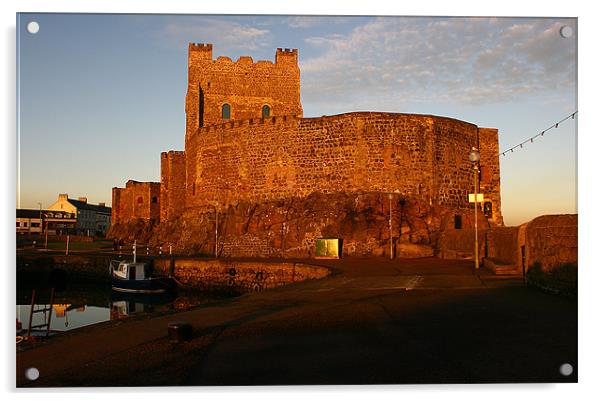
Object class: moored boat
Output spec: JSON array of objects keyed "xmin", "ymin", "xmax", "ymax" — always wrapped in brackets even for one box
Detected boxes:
[
  {"xmin": 109, "ymin": 260, "xmax": 176, "ymax": 294},
  {"xmin": 109, "ymin": 242, "xmax": 176, "ymax": 294}
]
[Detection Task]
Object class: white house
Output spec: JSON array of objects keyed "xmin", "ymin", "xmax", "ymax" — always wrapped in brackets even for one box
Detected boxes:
[{"xmin": 47, "ymin": 194, "xmax": 112, "ymax": 236}]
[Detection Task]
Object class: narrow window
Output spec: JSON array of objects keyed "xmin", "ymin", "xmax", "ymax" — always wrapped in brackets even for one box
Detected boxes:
[
  {"xmin": 262, "ymin": 105, "xmax": 271, "ymax": 118},
  {"xmin": 151, "ymin": 196, "xmax": 158, "ymax": 204},
  {"xmin": 221, "ymin": 104, "xmax": 231, "ymax": 120},
  {"xmin": 198, "ymin": 85, "xmax": 204, "ymax": 127},
  {"xmin": 192, "ymin": 183, "xmax": 196, "ymax": 196},
  {"xmin": 454, "ymin": 215, "xmax": 462, "ymax": 229},
  {"xmin": 137, "ymin": 196, "xmax": 143, "ymax": 204}
]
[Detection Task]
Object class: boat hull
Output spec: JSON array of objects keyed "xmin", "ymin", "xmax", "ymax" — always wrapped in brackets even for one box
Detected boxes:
[{"xmin": 111, "ymin": 274, "xmax": 177, "ymax": 294}]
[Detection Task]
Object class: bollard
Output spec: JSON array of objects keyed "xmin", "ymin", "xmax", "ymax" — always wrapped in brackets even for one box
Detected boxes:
[{"xmin": 168, "ymin": 321, "xmax": 192, "ymax": 344}]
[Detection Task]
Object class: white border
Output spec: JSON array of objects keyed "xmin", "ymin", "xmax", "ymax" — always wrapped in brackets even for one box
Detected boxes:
[{"xmin": 3, "ymin": 1, "xmax": 599, "ymax": 400}]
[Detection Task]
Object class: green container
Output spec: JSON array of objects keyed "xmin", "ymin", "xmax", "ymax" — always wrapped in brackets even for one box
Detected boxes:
[{"xmin": 315, "ymin": 238, "xmax": 342, "ymax": 259}]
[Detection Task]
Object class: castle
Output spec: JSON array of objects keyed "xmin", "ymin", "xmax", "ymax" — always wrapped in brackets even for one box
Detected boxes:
[{"xmin": 110, "ymin": 43, "xmax": 503, "ymax": 258}]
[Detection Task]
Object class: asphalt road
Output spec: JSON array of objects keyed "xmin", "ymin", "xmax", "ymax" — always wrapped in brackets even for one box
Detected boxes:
[{"xmin": 16, "ymin": 257, "xmax": 577, "ymax": 387}]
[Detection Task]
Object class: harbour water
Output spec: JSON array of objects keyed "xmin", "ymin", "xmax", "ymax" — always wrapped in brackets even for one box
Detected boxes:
[
  {"xmin": 16, "ymin": 280, "xmax": 235, "ymax": 337},
  {"xmin": 16, "ymin": 253, "xmax": 329, "ymax": 338}
]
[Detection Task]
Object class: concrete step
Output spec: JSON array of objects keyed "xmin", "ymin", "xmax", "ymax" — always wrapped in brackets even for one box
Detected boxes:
[
  {"xmin": 483, "ymin": 258, "xmax": 522, "ymax": 276},
  {"xmin": 494, "ymin": 266, "xmax": 522, "ymax": 275}
]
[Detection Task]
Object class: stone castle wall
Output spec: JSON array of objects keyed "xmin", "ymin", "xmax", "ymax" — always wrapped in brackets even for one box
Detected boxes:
[
  {"xmin": 111, "ymin": 180, "xmax": 160, "ymax": 225},
  {"xmin": 478, "ymin": 128, "xmax": 503, "ymax": 224},
  {"xmin": 523, "ymin": 214, "xmax": 577, "ymax": 272},
  {"xmin": 110, "ymin": 44, "xmax": 505, "ymax": 258},
  {"xmin": 185, "ymin": 44, "xmax": 302, "ymax": 133},
  {"xmin": 160, "ymin": 151, "xmax": 186, "ymax": 223},
  {"xmin": 439, "ymin": 214, "xmax": 577, "ymax": 273},
  {"xmin": 180, "ymin": 112, "xmax": 502, "ymax": 225}
]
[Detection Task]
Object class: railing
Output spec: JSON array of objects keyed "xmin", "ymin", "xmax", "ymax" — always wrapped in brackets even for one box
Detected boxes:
[{"xmin": 114, "ymin": 241, "xmax": 176, "ymax": 258}]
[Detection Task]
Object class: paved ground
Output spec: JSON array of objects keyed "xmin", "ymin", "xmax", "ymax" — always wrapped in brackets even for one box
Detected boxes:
[{"xmin": 16, "ymin": 257, "xmax": 577, "ymax": 387}]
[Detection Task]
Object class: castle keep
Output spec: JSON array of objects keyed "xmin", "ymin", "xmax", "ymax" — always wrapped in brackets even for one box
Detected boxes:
[{"xmin": 110, "ymin": 43, "xmax": 503, "ymax": 257}]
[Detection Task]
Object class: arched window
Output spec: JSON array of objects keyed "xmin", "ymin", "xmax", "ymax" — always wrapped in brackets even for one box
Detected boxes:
[
  {"xmin": 221, "ymin": 104, "xmax": 231, "ymax": 120},
  {"xmin": 151, "ymin": 196, "xmax": 158, "ymax": 204},
  {"xmin": 137, "ymin": 197, "xmax": 143, "ymax": 204},
  {"xmin": 262, "ymin": 105, "xmax": 271, "ymax": 118}
]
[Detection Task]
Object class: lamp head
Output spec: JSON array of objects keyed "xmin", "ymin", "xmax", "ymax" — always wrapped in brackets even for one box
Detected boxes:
[{"xmin": 469, "ymin": 147, "xmax": 481, "ymax": 163}]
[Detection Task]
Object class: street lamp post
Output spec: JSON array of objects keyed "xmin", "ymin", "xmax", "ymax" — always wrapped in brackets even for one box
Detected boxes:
[{"xmin": 469, "ymin": 147, "xmax": 481, "ymax": 270}]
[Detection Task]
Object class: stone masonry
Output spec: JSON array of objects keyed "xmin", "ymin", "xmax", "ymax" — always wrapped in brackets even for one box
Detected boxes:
[
  {"xmin": 111, "ymin": 180, "xmax": 160, "ymax": 225},
  {"xmin": 109, "ymin": 44, "xmax": 504, "ymax": 257}
]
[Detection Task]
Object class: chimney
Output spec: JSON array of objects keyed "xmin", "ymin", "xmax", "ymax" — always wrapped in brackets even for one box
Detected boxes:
[
  {"xmin": 78, "ymin": 197, "xmax": 88, "ymax": 203},
  {"xmin": 59, "ymin": 194, "xmax": 68, "ymax": 200},
  {"xmin": 98, "ymin": 202, "xmax": 105, "ymax": 207}
]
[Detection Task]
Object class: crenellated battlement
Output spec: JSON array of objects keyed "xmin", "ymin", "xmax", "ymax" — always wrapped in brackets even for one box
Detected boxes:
[
  {"xmin": 276, "ymin": 47, "xmax": 298, "ymax": 54},
  {"xmin": 125, "ymin": 180, "xmax": 160, "ymax": 189},
  {"xmin": 161, "ymin": 150, "xmax": 185, "ymax": 159},
  {"xmin": 189, "ymin": 43, "xmax": 213, "ymax": 52},
  {"xmin": 276, "ymin": 47, "xmax": 298, "ymax": 64},
  {"xmin": 193, "ymin": 114, "xmax": 299, "ymax": 136},
  {"xmin": 189, "ymin": 43, "xmax": 213, "ymax": 64},
  {"xmin": 189, "ymin": 44, "xmax": 293, "ymax": 68}
]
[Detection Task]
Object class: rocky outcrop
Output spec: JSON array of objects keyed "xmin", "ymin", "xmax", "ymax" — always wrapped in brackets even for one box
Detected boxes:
[
  {"xmin": 110, "ymin": 191, "xmax": 486, "ymax": 258},
  {"xmin": 106, "ymin": 218, "xmax": 157, "ymax": 245}
]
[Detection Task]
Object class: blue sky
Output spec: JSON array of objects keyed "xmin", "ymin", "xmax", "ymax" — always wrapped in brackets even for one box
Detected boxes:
[{"xmin": 16, "ymin": 14, "xmax": 577, "ymax": 226}]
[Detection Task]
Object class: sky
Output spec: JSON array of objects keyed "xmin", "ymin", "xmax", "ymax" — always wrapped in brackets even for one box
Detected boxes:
[{"xmin": 16, "ymin": 13, "xmax": 577, "ymax": 226}]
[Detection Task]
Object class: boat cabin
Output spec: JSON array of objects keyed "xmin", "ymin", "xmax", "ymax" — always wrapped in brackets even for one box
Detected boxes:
[{"xmin": 112, "ymin": 262, "xmax": 153, "ymax": 281}]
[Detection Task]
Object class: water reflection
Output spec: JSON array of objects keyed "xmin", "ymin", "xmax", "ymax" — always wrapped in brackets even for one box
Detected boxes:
[
  {"xmin": 17, "ymin": 304, "xmax": 109, "ymax": 336},
  {"xmin": 17, "ymin": 281, "xmax": 235, "ymax": 337},
  {"xmin": 109, "ymin": 291, "xmax": 177, "ymax": 320}
]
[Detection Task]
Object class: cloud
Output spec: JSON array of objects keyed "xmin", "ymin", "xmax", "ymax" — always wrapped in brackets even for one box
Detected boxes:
[
  {"xmin": 286, "ymin": 16, "xmax": 353, "ymax": 29},
  {"xmin": 157, "ymin": 17, "xmax": 272, "ymax": 52},
  {"xmin": 299, "ymin": 17, "xmax": 576, "ymax": 109}
]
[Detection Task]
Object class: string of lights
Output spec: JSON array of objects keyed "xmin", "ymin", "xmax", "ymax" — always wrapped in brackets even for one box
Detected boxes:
[{"xmin": 499, "ymin": 111, "xmax": 578, "ymax": 157}]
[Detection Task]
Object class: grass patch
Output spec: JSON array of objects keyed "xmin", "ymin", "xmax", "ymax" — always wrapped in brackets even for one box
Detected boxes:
[{"xmin": 48, "ymin": 241, "xmax": 113, "ymax": 250}]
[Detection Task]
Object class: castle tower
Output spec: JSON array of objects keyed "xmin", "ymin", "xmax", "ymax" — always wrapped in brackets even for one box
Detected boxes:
[{"xmin": 185, "ymin": 43, "xmax": 303, "ymax": 135}]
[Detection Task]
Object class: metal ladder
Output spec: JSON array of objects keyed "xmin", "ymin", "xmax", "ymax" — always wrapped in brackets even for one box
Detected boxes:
[{"xmin": 27, "ymin": 288, "xmax": 55, "ymax": 338}]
